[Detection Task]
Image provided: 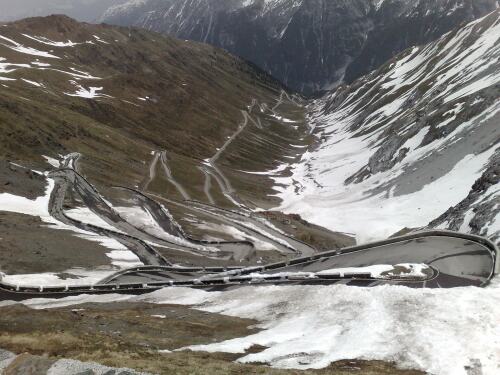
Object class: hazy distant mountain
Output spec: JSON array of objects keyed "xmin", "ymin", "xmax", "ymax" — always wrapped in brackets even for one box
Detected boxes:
[{"xmin": 0, "ymin": 0, "xmax": 128, "ymax": 22}]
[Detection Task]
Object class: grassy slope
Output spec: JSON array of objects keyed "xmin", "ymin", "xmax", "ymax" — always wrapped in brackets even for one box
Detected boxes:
[{"xmin": 0, "ymin": 15, "xmax": 282, "ymax": 189}]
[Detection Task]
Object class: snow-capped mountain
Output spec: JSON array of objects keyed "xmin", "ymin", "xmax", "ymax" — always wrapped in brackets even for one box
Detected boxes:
[
  {"xmin": 100, "ymin": 0, "xmax": 499, "ymax": 94},
  {"xmin": 275, "ymin": 9, "xmax": 500, "ymax": 243}
]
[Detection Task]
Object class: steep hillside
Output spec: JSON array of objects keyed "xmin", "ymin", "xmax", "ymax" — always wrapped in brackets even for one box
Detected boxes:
[
  {"xmin": 100, "ymin": 0, "xmax": 499, "ymax": 94},
  {"xmin": 0, "ymin": 15, "xmax": 352, "ymax": 276},
  {"xmin": 0, "ymin": 15, "xmax": 286, "ymax": 191},
  {"xmin": 274, "ymin": 9, "xmax": 500, "ymax": 243}
]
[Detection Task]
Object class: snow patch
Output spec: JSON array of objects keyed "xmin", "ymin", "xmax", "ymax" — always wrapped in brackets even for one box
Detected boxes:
[
  {"xmin": 0, "ymin": 35, "xmax": 60, "ymax": 58},
  {"xmin": 64, "ymin": 81, "xmax": 111, "ymax": 99}
]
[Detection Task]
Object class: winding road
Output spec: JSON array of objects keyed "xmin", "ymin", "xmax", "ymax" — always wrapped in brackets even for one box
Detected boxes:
[
  {"xmin": 0, "ymin": 230, "xmax": 496, "ymax": 300},
  {"xmin": 48, "ymin": 162, "xmax": 249, "ymax": 261},
  {"xmin": 158, "ymin": 151, "xmax": 191, "ymax": 201},
  {"xmin": 0, "ymin": 95, "xmax": 497, "ymax": 300},
  {"xmin": 0, "ymin": 154, "xmax": 497, "ymax": 299}
]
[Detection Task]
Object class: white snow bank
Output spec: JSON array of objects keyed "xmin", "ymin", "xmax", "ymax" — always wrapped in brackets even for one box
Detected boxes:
[
  {"xmin": 64, "ymin": 207, "xmax": 122, "ymax": 232},
  {"xmin": 316, "ymin": 263, "xmax": 429, "ymax": 279},
  {"xmin": 274, "ymin": 12, "xmax": 500, "ymax": 243},
  {"xmin": 20, "ymin": 293, "xmax": 131, "ymax": 310},
  {"xmin": 42, "ymin": 155, "xmax": 60, "ymax": 167},
  {"xmin": 14, "ymin": 280, "xmax": 500, "ymax": 375},
  {"xmin": 31, "ymin": 60, "xmax": 50, "ymax": 67},
  {"xmin": 148, "ymin": 281, "xmax": 500, "ymax": 375},
  {"xmin": 0, "ymin": 177, "xmax": 53, "ymax": 218},
  {"xmin": 21, "ymin": 78, "xmax": 43, "ymax": 87}
]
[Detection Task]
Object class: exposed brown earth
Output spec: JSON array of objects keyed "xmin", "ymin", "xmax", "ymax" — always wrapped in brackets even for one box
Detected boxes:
[
  {"xmin": 0, "ymin": 212, "xmax": 117, "ymax": 274},
  {"xmin": 258, "ymin": 211, "xmax": 356, "ymax": 251},
  {"xmin": 0, "ymin": 161, "xmax": 47, "ymax": 199}
]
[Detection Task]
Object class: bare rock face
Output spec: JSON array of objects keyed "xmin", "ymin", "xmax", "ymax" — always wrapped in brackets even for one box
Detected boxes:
[
  {"xmin": 429, "ymin": 153, "xmax": 500, "ymax": 244},
  {"xmin": 100, "ymin": 0, "xmax": 499, "ymax": 94}
]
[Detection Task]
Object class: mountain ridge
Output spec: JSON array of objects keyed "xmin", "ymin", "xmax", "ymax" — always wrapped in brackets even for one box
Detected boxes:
[{"xmin": 100, "ymin": 0, "xmax": 500, "ymax": 94}]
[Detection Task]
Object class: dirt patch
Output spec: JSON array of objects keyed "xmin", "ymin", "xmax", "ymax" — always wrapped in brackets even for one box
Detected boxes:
[
  {"xmin": 0, "ymin": 161, "xmax": 47, "ymax": 200},
  {"xmin": 259, "ymin": 211, "xmax": 356, "ymax": 250},
  {"xmin": 0, "ymin": 212, "xmax": 114, "ymax": 274}
]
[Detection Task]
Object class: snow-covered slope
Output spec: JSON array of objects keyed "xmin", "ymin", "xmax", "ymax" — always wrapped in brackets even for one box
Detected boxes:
[
  {"xmin": 275, "ymin": 9, "xmax": 500, "ymax": 243},
  {"xmin": 100, "ymin": 0, "xmax": 499, "ymax": 94}
]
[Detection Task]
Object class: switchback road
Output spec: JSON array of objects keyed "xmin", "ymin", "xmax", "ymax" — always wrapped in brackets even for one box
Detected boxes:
[{"xmin": 0, "ymin": 231, "xmax": 497, "ymax": 301}]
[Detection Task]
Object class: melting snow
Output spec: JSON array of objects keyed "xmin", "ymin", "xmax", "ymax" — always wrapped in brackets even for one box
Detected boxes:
[
  {"xmin": 42, "ymin": 155, "xmax": 60, "ymax": 168},
  {"xmin": 21, "ymin": 78, "xmax": 43, "ymax": 87},
  {"xmin": 64, "ymin": 82, "xmax": 110, "ymax": 99},
  {"xmin": 1, "ymin": 270, "xmax": 116, "ymax": 288},
  {"xmin": 31, "ymin": 61, "xmax": 50, "ymax": 67},
  {"xmin": 106, "ymin": 250, "xmax": 142, "ymax": 268},
  {"xmin": 0, "ymin": 35, "xmax": 60, "ymax": 58},
  {"xmin": 316, "ymin": 263, "xmax": 429, "ymax": 279},
  {"xmin": 22, "ymin": 34, "xmax": 80, "ymax": 47},
  {"xmin": 93, "ymin": 35, "xmax": 110, "ymax": 44}
]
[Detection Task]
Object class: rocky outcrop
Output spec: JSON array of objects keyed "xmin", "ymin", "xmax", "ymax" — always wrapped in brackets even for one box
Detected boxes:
[
  {"xmin": 428, "ymin": 152, "xmax": 500, "ymax": 244},
  {"xmin": 0, "ymin": 349, "xmax": 149, "ymax": 375},
  {"xmin": 100, "ymin": 0, "xmax": 499, "ymax": 94}
]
